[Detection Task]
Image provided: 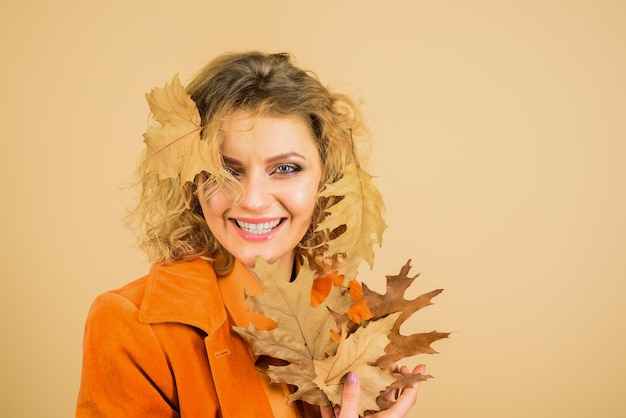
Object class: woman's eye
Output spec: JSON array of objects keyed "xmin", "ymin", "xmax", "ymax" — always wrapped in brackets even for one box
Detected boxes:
[
  {"xmin": 274, "ymin": 164, "xmax": 300, "ymax": 175},
  {"xmin": 224, "ymin": 166, "xmax": 238, "ymax": 176}
]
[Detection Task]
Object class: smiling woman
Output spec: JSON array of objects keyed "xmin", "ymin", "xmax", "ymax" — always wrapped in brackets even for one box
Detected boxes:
[
  {"xmin": 76, "ymin": 51, "xmax": 426, "ymax": 418},
  {"xmin": 198, "ymin": 112, "xmax": 323, "ymax": 279}
]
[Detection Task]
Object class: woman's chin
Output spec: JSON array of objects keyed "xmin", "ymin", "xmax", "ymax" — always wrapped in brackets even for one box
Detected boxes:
[
  {"xmin": 237, "ymin": 254, "xmax": 277, "ymax": 269},
  {"xmin": 235, "ymin": 252, "xmax": 295, "ymax": 279}
]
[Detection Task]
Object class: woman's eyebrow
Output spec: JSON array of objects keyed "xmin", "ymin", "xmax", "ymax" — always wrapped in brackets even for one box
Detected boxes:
[
  {"xmin": 222, "ymin": 152, "xmax": 306, "ymax": 165},
  {"xmin": 265, "ymin": 152, "xmax": 306, "ymax": 164},
  {"xmin": 221, "ymin": 155, "xmax": 241, "ymax": 165}
]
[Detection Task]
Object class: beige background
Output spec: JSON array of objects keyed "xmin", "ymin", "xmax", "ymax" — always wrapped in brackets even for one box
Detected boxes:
[{"xmin": 2, "ymin": 1, "xmax": 625, "ymax": 417}]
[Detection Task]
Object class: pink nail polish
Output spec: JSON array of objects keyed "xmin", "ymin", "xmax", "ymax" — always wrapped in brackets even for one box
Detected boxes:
[{"xmin": 346, "ymin": 371, "xmax": 357, "ymax": 385}]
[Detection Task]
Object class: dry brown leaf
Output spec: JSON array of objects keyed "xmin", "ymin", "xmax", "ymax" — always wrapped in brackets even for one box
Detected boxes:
[
  {"xmin": 362, "ymin": 260, "xmax": 450, "ymax": 368},
  {"xmin": 362, "ymin": 260, "xmax": 442, "ymax": 326},
  {"xmin": 375, "ymin": 372, "xmax": 430, "ymax": 411},
  {"xmin": 316, "ymin": 164, "xmax": 387, "ymax": 281},
  {"xmin": 143, "ymin": 74, "xmax": 211, "ymax": 182}
]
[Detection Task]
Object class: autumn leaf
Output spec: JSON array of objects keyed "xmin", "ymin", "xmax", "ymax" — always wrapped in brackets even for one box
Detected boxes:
[
  {"xmin": 374, "ymin": 372, "xmax": 429, "ymax": 411},
  {"xmin": 233, "ymin": 258, "xmax": 354, "ymax": 405},
  {"xmin": 313, "ymin": 315, "xmax": 430, "ymax": 415},
  {"xmin": 361, "ymin": 260, "xmax": 450, "ymax": 368},
  {"xmin": 316, "ymin": 163, "xmax": 387, "ymax": 281},
  {"xmin": 143, "ymin": 74, "xmax": 211, "ymax": 182},
  {"xmin": 362, "ymin": 260, "xmax": 442, "ymax": 326},
  {"xmin": 313, "ymin": 315, "xmax": 400, "ymax": 416}
]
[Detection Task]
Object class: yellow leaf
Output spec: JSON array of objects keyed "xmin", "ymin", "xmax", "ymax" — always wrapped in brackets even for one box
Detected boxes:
[
  {"xmin": 316, "ymin": 163, "xmax": 387, "ymax": 281},
  {"xmin": 142, "ymin": 74, "xmax": 211, "ymax": 182},
  {"xmin": 313, "ymin": 314, "xmax": 400, "ymax": 416}
]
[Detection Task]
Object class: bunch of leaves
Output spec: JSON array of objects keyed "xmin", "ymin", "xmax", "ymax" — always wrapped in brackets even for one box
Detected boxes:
[
  {"xmin": 235, "ymin": 167, "xmax": 449, "ymax": 416},
  {"xmin": 236, "ymin": 258, "xmax": 448, "ymax": 416}
]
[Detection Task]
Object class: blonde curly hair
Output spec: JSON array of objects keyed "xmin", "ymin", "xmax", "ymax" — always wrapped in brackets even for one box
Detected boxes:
[{"xmin": 126, "ymin": 51, "xmax": 368, "ymax": 275}]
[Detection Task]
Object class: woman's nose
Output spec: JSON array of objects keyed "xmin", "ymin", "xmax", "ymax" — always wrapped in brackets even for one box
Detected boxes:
[{"xmin": 239, "ymin": 172, "xmax": 273, "ymax": 212}]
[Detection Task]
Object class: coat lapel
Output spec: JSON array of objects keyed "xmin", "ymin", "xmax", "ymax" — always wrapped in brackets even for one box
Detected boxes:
[{"xmin": 138, "ymin": 258, "xmax": 226, "ymax": 334}]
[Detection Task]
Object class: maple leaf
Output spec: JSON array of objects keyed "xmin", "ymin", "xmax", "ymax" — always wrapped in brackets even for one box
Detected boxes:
[
  {"xmin": 143, "ymin": 74, "xmax": 212, "ymax": 182},
  {"xmin": 233, "ymin": 258, "xmax": 354, "ymax": 405},
  {"xmin": 316, "ymin": 163, "xmax": 387, "ymax": 281}
]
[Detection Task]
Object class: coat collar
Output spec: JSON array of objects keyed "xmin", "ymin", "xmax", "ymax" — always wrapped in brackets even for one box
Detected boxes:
[{"xmin": 137, "ymin": 257, "xmax": 227, "ymax": 335}]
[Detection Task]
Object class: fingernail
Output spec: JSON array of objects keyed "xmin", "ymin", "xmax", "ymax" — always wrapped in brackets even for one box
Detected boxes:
[{"xmin": 346, "ymin": 371, "xmax": 357, "ymax": 385}]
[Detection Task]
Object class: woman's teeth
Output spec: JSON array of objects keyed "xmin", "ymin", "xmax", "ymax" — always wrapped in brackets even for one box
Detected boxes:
[{"xmin": 236, "ymin": 219, "xmax": 281, "ymax": 234}]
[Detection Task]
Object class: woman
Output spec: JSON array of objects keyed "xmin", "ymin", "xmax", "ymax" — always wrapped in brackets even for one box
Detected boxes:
[{"xmin": 77, "ymin": 51, "xmax": 424, "ymax": 417}]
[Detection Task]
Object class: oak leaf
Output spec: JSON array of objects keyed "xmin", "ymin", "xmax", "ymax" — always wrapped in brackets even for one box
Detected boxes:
[
  {"xmin": 143, "ymin": 74, "xmax": 211, "ymax": 182},
  {"xmin": 316, "ymin": 164, "xmax": 387, "ymax": 281},
  {"xmin": 361, "ymin": 260, "xmax": 450, "ymax": 368}
]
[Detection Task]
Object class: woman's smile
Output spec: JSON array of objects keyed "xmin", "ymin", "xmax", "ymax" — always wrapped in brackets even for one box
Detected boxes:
[{"xmin": 232, "ymin": 217, "xmax": 285, "ymax": 240}]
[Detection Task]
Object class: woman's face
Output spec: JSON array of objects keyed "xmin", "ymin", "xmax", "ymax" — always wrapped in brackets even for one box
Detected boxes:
[{"xmin": 199, "ymin": 111, "xmax": 323, "ymax": 278}]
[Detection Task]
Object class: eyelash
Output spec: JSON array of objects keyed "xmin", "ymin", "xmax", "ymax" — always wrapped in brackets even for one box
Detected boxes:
[
  {"xmin": 274, "ymin": 164, "xmax": 301, "ymax": 175},
  {"xmin": 223, "ymin": 164, "xmax": 302, "ymax": 178}
]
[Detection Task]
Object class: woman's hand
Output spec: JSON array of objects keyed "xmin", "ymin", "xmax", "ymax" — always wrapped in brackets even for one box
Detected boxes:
[{"xmin": 320, "ymin": 364, "xmax": 426, "ymax": 418}]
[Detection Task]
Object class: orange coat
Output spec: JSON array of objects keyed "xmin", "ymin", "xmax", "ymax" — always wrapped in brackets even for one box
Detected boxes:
[{"xmin": 76, "ymin": 258, "xmax": 316, "ymax": 417}]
